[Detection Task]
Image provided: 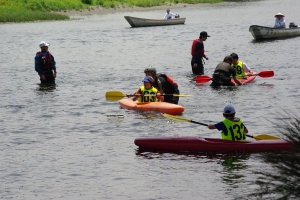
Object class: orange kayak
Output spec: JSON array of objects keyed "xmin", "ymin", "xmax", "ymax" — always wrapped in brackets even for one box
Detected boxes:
[{"xmin": 119, "ymin": 99, "xmax": 184, "ymax": 115}]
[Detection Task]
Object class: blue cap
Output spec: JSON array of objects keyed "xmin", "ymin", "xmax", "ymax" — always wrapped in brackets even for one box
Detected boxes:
[
  {"xmin": 143, "ymin": 76, "xmax": 153, "ymax": 83},
  {"xmin": 223, "ymin": 105, "xmax": 236, "ymax": 114}
]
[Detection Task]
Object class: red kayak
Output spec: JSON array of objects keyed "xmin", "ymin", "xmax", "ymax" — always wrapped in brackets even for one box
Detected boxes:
[
  {"xmin": 134, "ymin": 136, "xmax": 293, "ymax": 152},
  {"xmin": 231, "ymin": 71, "xmax": 256, "ymax": 85}
]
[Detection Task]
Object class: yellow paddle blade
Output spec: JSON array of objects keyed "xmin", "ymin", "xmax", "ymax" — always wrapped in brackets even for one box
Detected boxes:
[
  {"xmin": 163, "ymin": 114, "xmax": 191, "ymax": 122},
  {"xmin": 173, "ymin": 94, "xmax": 192, "ymax": 97},
  {"xmin": 253, "ymin": 134, "xmax": 281, "ymax": 140},
  {"xmin": 105, "ymin": 91, "xmax": 126, "ymax": 101}
]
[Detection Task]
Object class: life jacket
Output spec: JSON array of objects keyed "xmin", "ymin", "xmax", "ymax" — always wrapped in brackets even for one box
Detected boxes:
[
  {"xmin": 191, "ymin": 39, "xmax": 204, "ymax": 57},
  {"xmin": 154, "ymin": 73, "xmax": 178, "ymax": 93},
  {"xmin": 231, "ymin": 61, "xmax": 246, "ymax": 78},
  {"xmin": 138, "ymin": 86, "xmax": 158, "ymax": 102},
  {"xmin": 36, "ymin": 51, "xmax": 54, "ymax": 70},
  {"xmin": 212, "ymin": 62, "xmax": 232, "ymax": 84},
  {"xmin": 221, "ymin": 117, "xmax": 246, "ymax": 142}
]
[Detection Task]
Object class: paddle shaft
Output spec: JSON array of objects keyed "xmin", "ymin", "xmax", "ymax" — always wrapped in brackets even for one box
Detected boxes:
[
  {"xmin": 195, "ymin": 70, "xmax": 274, "ymax": 83},
  {"xmin": 163, "ymin": 114, "xmax": 281, "ymax": 140},
  {"xmin": 190, "ymin": 120, "xmax": 253, "ymax": 138}
]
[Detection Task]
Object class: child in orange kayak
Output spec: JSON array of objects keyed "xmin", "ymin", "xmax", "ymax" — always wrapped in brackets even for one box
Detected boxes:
[
  {"xmin": 208, "ymin": 105, "xmax": 248, "ymax": 141},
  {"xmin": 132, "ymin": 76, "xmax": 164, "ymax": 102}
]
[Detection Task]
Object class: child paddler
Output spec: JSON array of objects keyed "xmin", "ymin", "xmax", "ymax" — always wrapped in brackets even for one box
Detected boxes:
[
  {"xmin": 131, "ymin": 76, "xmax": 163, "ymax": 102},
  {"xmin": 208, "ymin": 105, "xmax": 248, "ymax": 141}
]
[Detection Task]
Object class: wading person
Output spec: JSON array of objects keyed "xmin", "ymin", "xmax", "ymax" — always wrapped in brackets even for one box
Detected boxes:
[
  {"xmin": 35, "ymin": 41, "xmax": 57, "ymax": 84},
  {"xmin": 210, "ymin": 56, "xmax": 242, "ymax": 87},
  {"xmin": 191, "ymin": 31, "xmax": 210, "ymax": 75},
  {"xmin": 144, "ymin": 67, "xmax": 180, "ymax": 104}
]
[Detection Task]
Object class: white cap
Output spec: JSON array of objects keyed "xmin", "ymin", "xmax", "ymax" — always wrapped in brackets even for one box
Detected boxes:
[
  {"xmin": 39, "ymin": 41, "xmax": 50, "ymax": 48},
  {"xmin": 223, "ymin": 105, "xmax": 236, "ymax": 114}
]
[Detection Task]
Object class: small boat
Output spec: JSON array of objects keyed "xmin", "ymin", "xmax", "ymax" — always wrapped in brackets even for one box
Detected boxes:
[
  {"xmin": 231, "ymin": 71, "xmax": 256, "ymax": 85},
  {"xmin": 249, "ymin": 25, "xmax": 300, "ymax": 40},
  {"xmin": 124, "ymin": 16, "xmax": 186, "ymax": 27},
  {"xmin": 119, "ymin": 99, "xmax": 184, "ymax": 115},
  {"xmin": 134, "ymin": 136, "xmax": 293, "ymax": 152}
]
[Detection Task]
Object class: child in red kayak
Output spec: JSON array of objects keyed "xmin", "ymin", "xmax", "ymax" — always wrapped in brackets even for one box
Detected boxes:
[
  {"xmin": 131, "ymin": 76, "xmax": 163, "ymax": 102},
  {"xmin": 208, "ymin": 105, "xmax": 248, "ymax": 141}
]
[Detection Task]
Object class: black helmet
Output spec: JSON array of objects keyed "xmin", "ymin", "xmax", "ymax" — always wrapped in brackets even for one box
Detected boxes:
[{"xmin": 144, "ymin": 67, "xmax": 156, "ymax": 75}]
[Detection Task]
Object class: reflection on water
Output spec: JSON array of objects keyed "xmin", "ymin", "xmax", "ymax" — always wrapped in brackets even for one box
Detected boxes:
[
  {"xmin": 219, "ymin": 153, "xmax": 250, "ymax": 185},
  {"xmin": 136, "ymin": 149, "xmax": 251, "ymax": 162},
  {"xmin": 35, "ymin": 83, "xmax": 56, "ymax": 92}
]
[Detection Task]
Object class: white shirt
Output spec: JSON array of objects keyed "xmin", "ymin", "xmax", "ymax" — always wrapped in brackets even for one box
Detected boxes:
[
  {"xmin": 274, "ymin": 17, "xmax": 286, "ymax": 28},
  {"xmin": 242, "ymin": 63, "xmax": 251, "ymax": 72},
  {"xmin": 163, "ymin": 12, "xmax": 176, "ymax": 19}
]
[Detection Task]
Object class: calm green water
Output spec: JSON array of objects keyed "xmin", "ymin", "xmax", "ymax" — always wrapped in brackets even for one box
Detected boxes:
[{"xmin": 1, "ymin": 0, "xmax": 299, "ymax": 199}]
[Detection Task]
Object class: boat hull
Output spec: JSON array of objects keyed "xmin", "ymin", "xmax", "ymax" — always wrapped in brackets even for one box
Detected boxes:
[
  {"xmin": 119, "ymin": 99, "xmax": 184, "ymax": 115},
  {"xmin": 124, "ymin": 16, "xmax": 186, "ymax": 27},
  {"xmin": 134, "ymin": 136, "xmax": 293, "ymax": 152},
  {"xmin": 249, "ymin": 25, "xmax": 300, "ymax": 40},
  {"xmin": 231, "ymin": 71, "xmax": 256, "ymax": 85}
]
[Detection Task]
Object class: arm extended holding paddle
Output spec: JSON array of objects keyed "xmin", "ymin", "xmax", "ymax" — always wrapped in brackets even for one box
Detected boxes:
[
  {"xmin": 163, "ymin": 114, "xmax": 280, "ymax": 141},
  {"xmin": 105, "ymin": 90, "xmax": 192, "ymax": 101}
]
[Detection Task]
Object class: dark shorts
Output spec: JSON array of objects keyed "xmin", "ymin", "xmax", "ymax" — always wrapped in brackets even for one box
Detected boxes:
[
  {"xmin": 191, "ymin": 59, "xmax": 204, "ymax": 75},
  {"xmin": 41, "ymin": 71, "xmax": 55, "ymax": 84}
]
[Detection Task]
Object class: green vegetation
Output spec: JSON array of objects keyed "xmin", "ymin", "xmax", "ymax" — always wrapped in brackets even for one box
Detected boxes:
[
  {"xmin": 249, "ymin": 112, "xmax": 300, "ymax": 199},
  {"xmin": 0, "ymin": 0, "xmax": 252, "ymax": 23}
]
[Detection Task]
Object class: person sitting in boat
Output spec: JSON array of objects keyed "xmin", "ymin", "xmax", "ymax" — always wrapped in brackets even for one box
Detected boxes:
[
  {"xmin": 208, "ymin": 105, "xmax": 248, "ymax": 142},
  {"xmin": 230, "ymin": 53, "xmax": 253, "ymax": 78},
  {"xmin": 274, "ymin": 13, "xmax": 286, "ymax": 28},
  {"xmin": 132, "ymin": 76, "xmax": 163, "ymax": 102},
  {"xmin": 210, "ymin": 56, "xmax": 243, "ymax": 87},
  {"xmin": 163, "ymin": 9, "xmax": 177, "ymax": 19},
  {"xmin": 144, "ymin": 67, "xmax": 180, "ymax": 104}
]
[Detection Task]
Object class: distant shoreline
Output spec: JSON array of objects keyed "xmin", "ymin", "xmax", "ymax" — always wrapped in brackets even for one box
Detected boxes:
[{"xmin": 55, "ymin": 3, "xmax": 216, "ymax": 16}]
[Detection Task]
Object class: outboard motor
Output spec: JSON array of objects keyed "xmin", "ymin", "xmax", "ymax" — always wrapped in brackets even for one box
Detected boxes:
[
  {"xmin": 175, "ymin": 14, "xmax": 180, "ymax": 18},
  {"xmin": 289, "ymin": 22, "xmax": 298, "ymax": 28}
]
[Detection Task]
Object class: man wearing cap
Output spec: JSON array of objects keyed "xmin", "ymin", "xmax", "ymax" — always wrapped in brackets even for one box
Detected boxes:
[
  {"xmin": 144, "ymin": 67, "xmax": 180, "ymax": 104},
  {"xmin": 208, "ymin": 105, "xmax": 248, "ymax": 141},
  {"xmin": 35, "ymin": 41, "xmax": 57, "ymax": 84},
  {"xmin": 274, "ymin": 13, "xmax": 285, "ymax": 28},
  {"xmin": 210, "ymin": 56, "xmax": 242, "ymax": 87},
  {"xmin": 163, "ymin": 9, "xmax": 177, "ymax": 19},
  {"xmin": 191, "ymin": 31, "xmax": 210, "ymax": 75},
  {"xmin": 132, "ymin": 76, "xmax": 163, "ymax": 102}
]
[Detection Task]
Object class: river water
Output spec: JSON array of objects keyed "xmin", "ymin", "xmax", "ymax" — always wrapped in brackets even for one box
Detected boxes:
[{"xmin": 1, "ymin": 0, "xmax": 300, "ymax": 199}]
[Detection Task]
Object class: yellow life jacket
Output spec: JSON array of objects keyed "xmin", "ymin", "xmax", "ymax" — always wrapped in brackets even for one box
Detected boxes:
[
  {"xmin": 221, "ymin": 117, "xmax": 246, "ymax": 141},
  {"xmin": 231, "ymin": 61, "xmax": 246, "ymax": 78},
  {"xmin": 138, "ymin": 86, "xmax": 158, "ymax": 102}
]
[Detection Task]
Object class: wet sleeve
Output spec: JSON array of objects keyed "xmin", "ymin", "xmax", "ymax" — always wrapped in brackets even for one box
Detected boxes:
[{"xmin": 35, "ymin": 54, "xmax": 41, "ymax": 74}]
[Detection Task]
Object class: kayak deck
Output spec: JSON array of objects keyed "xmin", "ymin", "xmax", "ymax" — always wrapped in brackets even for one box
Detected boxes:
[
  {"xmin": 134, "ymin": 136, "xmax": 293, "ymax": 152},
  {"xmin": 119, "ymin": 99, "xmax": 184, "ymax": 115}
]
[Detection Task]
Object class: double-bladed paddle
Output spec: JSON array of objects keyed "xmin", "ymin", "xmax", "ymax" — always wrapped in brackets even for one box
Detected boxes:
[
  {"xmin": 163, "ymin": 113, "xmax": 281, "ymax": 141},
  {"xmin": 105, "ymin": 90, "xmax": 192, "ymax": 101},
  {"xmin": 195, "ymin": 70, "xmax": 275, "ymax": 83}
]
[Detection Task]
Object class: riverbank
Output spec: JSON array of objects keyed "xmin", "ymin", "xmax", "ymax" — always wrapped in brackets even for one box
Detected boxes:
[{"xmin": 56, "ymin": 3, "xmax": 213, "ymax": 16}]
